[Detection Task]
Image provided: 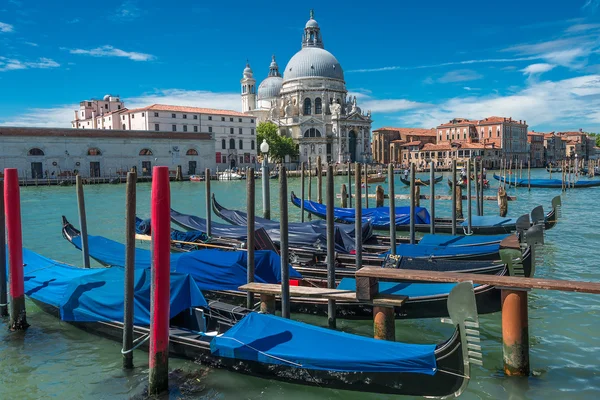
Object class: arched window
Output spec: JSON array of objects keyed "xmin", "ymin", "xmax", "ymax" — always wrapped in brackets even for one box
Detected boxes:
[
  {"xmin": 221, "ymin": 139, "xmax": 226, "ymax": 149},
  {"xmin": 303, "ymin": 128, "xmax": 322, "ymax": 138},
  {"xmin": 28, "ymin": 148, "xmax": 44, "ymax": 156},
  {"xmin": 186, "ymin": 149, "xmax": 198, "ymax": 156},
  {"xmin": 88, "ymin": 148, "xmax": 102, "ymax": 156},
  {"xmin": 139, "ymin": 148, "xmax": 153, "ymax": 156},
  {"xmin": 251, "ymin": 140, "xmax": 255, "ymax": 150},
  {"xmin": 239, "ymin": 139, "xmax": 243, "ymax": 149},
  {"xmin": 230, "ymin": 138, "xmax": 235, "ymax": 149},
  {"xmin": 315, "ymin": 98, "xmax": 322, "ymax": 114},
  {"xmin": 303, "ymin": 98, "xmax": 312, "ymax": 115}
]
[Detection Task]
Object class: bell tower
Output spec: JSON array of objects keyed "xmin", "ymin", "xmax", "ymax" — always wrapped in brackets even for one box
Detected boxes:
[
  {"xmin": 302, "ymin": 9, "xmax": 323, "ymax": 49},
  {"xmin": 241, "ymin": 62, "xmax": 256, "ymax": 112}
]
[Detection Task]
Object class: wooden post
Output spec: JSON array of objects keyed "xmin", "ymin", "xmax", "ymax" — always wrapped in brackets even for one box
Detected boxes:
[
  {"xmin": 498, "ymin": 186, "xmax": 508, "ymax": 217},
  {"xmin": 388, "ymin": 163, "xmax": 396, "ymax": 255},
  {"xmin": 246, "ymin": 168, "xmax": 255, "ymax": 309},
  {"xmin": 549, "ymin": 163, "xmax": 552, "ymax": 179},
  {"xmin": 501, "ymin": 289, "xmax": 530, "ymax": 376},
  {"xmin": 0, "ymin": 180, "xmax": 6, "ymax": 317},
  {"xmin": 375, "ymin": 185, "xmax": 384, "ymax": 207},
  {"xmin": 355, "ymin": 163, "xmax": 363, "ymax": 270},
  {"xmin": 409, "ymin": 163, "xmax": 416, "ymax": 244},
  {"xmin": 307, "ymin": 157, "xmax": 312, "ymax": 221},
  {"xmin": 205, "ymin": 168, "xmax": 212, "ymax": 235},
  {"xmin": 467, "ymin": 159, "xmax": 472, "ymax": 234},
  {"xmin": 429, "ymin": 161, "xmax": 435, "ymax": 234},
  {"xmin": 326, "ymin": 164, "xmax": 336, "ymax": 329},
  {"xmin": 300, "ymin": 162, "xmax": 305, "ymax": 222},
  {"xmin": 456, "ymin": 185, "xmax": 464, "ymax": 219},
  {"xmin": 451, "ymin": 159, "xmax": 457, "ymax": 235},
  {"xmin": 414, "ymin": 186, "xmax": 420, "ymax": 207},
  {"xmin": 316, "ymin": 156, "xmax": 323, "ymax": 204},
  {"xmin": 479, "ymin": 159, "xmax": 484, "ymax": 215},
  {"xmin": 175, "ymin": 165, "xmax": 183, "ymax": 181},
  {"xmin": 364, "ymin": 162, "xmax": 369, "ymax": 208},
  {"xmin": 475, "ymin": 159, "xmax": 481, "ymax": 216},
  {"xmin": 340, "ymin": 184, "xmax": 348, "ymax": 207},
  {"xmin": 279, "ymin": 166, "xmax": 290, "ymax": 319},
  {"xmin": 149, "ymin": 166, "xmax": 170, "ymax": 395},
  {"xmin": 76, "ymin": 175, "xmax": 91, "ymax": 268},
  {"xmin": 373, "ymin": 306, "xmax": 395, "ymax": 341},
  {"xmin": 527, "ymin": 160, "xmax": 531, "ymax": 191},
  {"xmin": 123, "ymin": 171, "xmax": 137, "ymax": 369},
  {"xmin": 347, "ymin": 161, "xmax": 352, "ymax": 208},
  {"xmin": 260, "ymin": 294, "xmax": 276, "ymax": 314},
  {"xmin": 4, "ymin": 170, "xmax": 29, "ymax": 329}
]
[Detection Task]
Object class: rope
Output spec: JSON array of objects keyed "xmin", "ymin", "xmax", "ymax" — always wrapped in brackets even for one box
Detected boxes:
[
  {"xmin": 217, "ymin": 336, "xmax": 303, "ymax": 367},
  {"xmin": 121, "ymin": 333, "xmax": 150, "ymax": 354},
  {"xmin": 436, "ymin": 368, "xmax": 471, "ymax": 379}
]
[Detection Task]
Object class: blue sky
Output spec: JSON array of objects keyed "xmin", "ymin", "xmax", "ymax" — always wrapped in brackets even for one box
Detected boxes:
[{"xmin": 1, "ymin": 0, "xmax": 599, "ymax": 132}]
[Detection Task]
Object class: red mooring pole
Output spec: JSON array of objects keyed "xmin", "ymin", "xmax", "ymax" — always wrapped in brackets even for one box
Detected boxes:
[
  {"xmin": 4, "ymin": 168, "xmax": 28, "ymax": 330},
  {"xmin": 149, "ymin": 166, "xmax": 170, "ymax": 394}
]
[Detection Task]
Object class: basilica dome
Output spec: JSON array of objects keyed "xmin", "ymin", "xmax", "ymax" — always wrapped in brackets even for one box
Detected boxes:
[
  {"xmin": 258, "ymin": 76, "xmax": 283, "ymax": 100},
  {"xmin": 283, "ymin": 47, "xmax": 344, "ymax": 82}
]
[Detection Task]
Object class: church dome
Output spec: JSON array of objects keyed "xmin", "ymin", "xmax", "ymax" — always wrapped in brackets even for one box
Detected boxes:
[
  {"xmin": 305, "ymin": 18, "xmax": 319, "ymax": 28},
  {"xmin": 283, "ymin": 47, "xmax": 344, "ymax": 82},
  {"xmin": 258, "ymin": 76, "xmax": 283, "ymax": 100}
]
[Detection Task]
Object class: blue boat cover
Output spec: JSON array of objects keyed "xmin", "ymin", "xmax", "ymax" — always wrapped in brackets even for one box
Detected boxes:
[
  {"xmin": 386, "ymin": 243, "xmax": 499, "ymax": 258},
  {"xmin": 210, "ymin": 312, "xmax": 437, "ymax": 374},
  {"xmin": 460, "ymin": 215, "xmax": 517, "ymax": 227},
  {"xmin": 22, "ymin": 248, "xmax": 206, "ymax": 324},
  {"xmin": 418, "ymin": 234, "xmax": 508, "ymax": 247},
  {"xmin": 290, "ymin": 193, "xmax": 430, "ymax": 229},
  {"xmin": 337, "ymin": 277, "xmax": 481, "ymax": 297},
  {"xmin": 494, "ymin": 173, "xmax": 600, "ymax": 188},
  {"xmin": 136, "ymin": 217, "xmax": 209, "ymax": 251},
  {"xmin": 70, "ymin": 234, "xmax": 302, "ymax": 291}
]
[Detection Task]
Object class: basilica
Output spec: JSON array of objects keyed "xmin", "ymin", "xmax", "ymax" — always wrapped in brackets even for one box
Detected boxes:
[{"xmin": 240, "ymin": 11, "xmax": 373, "ymax": 164}]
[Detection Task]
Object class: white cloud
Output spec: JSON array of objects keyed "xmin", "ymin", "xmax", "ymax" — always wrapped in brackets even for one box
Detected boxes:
[
  {"xmin": 0, "ymin": 105, "xmax": 75, "ymax": 127},
  {"xmin": 24, "ymin": 41, "xmax": 37, "ymax": 46},
  {"xmin": 521, "ymin": 63, "xmax": 556, "ymax": 76},
  {"xmin": 361, "ymin": 99, "xmax": 430, "ymax": 113},
  {"xmin": 582, "ymin": 0, "xmax": 599, "ymax": 14},
  {"xmin": 463, "ymin": 87, "xmax": 480, "ymax": 91},
  {"xmin": 67, "ymin": 45, "xmax": 155, "ymax": 61},
  {"xmin": 437, "ymin": 69, "xmax": 483, "ymax": 83},
  {"xmin": 67, "ymin": 18, "xmax": 80, "ymax": 24},
  {"xmin": 0, "ymin": 56, "xmax": 59, "ymax": 72},
  {"xmin": 0, "ymin": 21, "xmax": 13, "ymax": 32},
  {"xmin": 347, "ymin": 56, "xmax": 538, "ymax": 73},
  {"xmin": 113, "ymin": 1, "xmax": 141, "ymax": 21},
  {"xmin": 504, "ymin": 37, "xmax": 595, "ymax": 68},
  {"xmin": 565, "ymin": 23, "xmax": 600, "ymax": 33}
]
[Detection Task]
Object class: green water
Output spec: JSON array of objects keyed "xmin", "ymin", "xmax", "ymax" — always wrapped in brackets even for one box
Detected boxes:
[{"xmin": 1, "ymin": 170, "xmax": 600, "ymax": 399}]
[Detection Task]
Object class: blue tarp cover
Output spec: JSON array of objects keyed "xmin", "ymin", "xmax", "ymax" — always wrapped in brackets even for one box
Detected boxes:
[
  {"xmin": 387, "ymin": 243, "xmax": 499, "ymax": 258},
  {"xmin": 337, "ymin": 277, "xmax": 480, "ymax": 297},
  {"xmin": 460, "ymin": 215, "xmax": 517, "ymax": 227},
  {"xmin": 418, "ymin": 234, "xmax": 508, "ymax": 247},
  {"xmin": 22, "ymin": 248, "xmax": 206, "ymax": 325},
  {"xmin": 494, "ymin": 173, "xmax": 600, "ymax": 188},
  {"xmin": 210, "ymin": 312, "xmax": 437, "ymax": 374},
  {"xmin": 70, "ymin": 234, "xmax": 302, "ymax": 291},
  {"xmin": 291, "ymin": 193, "xmax": 430, "ymax": 229}
]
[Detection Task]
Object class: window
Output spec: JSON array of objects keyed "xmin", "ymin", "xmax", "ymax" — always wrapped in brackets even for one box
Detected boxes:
[
  {"xmin": 118, "ymin": 105, "xmax": 121, "ymax": 110},
  {"xmin": 251, "ymin": 119, "xmax": 254, "ymax": 123},
  {"xmin": 172, "ymin": 125, "xmax": 177, "ymax": 132},
  {"xmin": 155, "ymin": 124, "xmax": 159, "ymax": 131},
  {"xmin": 251, "ymin": 140, "xmax": 255, "ymax": 150},
  {"xmin": 172, "ymin": 113, "xmax": 176, "ymax": 118},
  {"xmin": 303, "ymin": 98, "xmax": 312, "ymax": 115},
  {"xmin": 239, "ymin": 128, "xmax": 243, "ymax": 134},
  {"xmin": 221, "ymin": 117, "xmax": 225, "ymax": 121},
  {"xmin": 230, "ymin": 128, "xmax": 234, "ymax": 134},
  {"xmin": 186, "ymin": 149, "xmax": 198, "ymax": 156},
  {"xmin": 209, "ymin": 126, "xmax": 213, "ymax": 133},
  {"xmin": 239, "ymin": 139, "xmax": 243, "ymax": 149},
  {"xmin": 193, "ymin": 115, "xmax": 198, "ymax": 120},
  {"xmin": 221, "ymin": 139, "xmax": 226, "ymax": 149},
  {"xmin": 122, "ymin": 124, "xmax": 126, "ymax": 130},
  {"xmin": 105, "ymin": 104, "xmax": 108, "ymax": 109},
  {"xmin": 209, "ymin": 116, "xmax": 212, "ymax": 120},
  {"xmin": 87, "ymin": 148, "xmax": 102, "ymax": 156},
  {"xmin": 230, "ymin": 138, "xmax": 235, "ymax": 149},
  {"xmin": 154, "ymin": 112, "xmax": 159, "ymax": 117},
  {"xmin": 183, "ymin": 114, "xmax": 187, "ymax": 119},
  {"xmin": 139, "ymin": 148, "xmax": 153, "ymax": 156},
  {"xmin": 28, "ymin": 148, "xmax": 44, "ymax": 156},
  {"xmin": 303, "ymin": 128, "xmax": 321, "ymax": 137},
  {"xmin": 230, "ymin": 117, "xmax": 233, "ymax": 122},
  {"xmin": 87, "ymin": 102, "xmax": 91, "ymax": 107},
  {"xmin": 251, "ymin": 128, "xmax": 254, "ymax": 135},
  {"xmin": 142, "ymin": 113, "xmax": 145, "ymax": 117},
  {"xmin": 238, "ymin": 118, "xmax": 242, "ymax": 122},
  {"xmin": 315, "ymin": 97, "xmax": 322, "ymax": 114},
  {"xmin": 123, "ymin": 115, "xmax": 126, "ymax": 120},
  {"xmin": 193, "ymin": 126, "xmax": 198, "ymax": 132},
  {"xmin": 183, "ymin": 125, "xmax": 188, "ymax": 132}
]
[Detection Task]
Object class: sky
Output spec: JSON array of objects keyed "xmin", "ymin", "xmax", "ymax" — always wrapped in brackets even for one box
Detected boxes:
[{"xmin": 0, "ymin": 0, "xmax": 599, "ymax": 132}]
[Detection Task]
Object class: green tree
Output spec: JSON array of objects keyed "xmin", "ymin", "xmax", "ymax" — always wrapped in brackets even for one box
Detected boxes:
[{"xmin": 256, "ymin": 121, "xmax": 299, "ymax": 162}]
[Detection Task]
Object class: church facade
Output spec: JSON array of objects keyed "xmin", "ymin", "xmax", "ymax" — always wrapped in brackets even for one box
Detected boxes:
[{"xmin": 240, "ymin": 11, "xmax": 373, "ymax": 164}]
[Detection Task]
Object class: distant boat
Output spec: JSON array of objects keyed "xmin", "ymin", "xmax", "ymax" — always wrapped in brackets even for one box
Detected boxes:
[
  {"xmin": 362, "ymin": 174, "xmax": 386, "ymax": 184},
  {"xmin": 494, "ymin": 173, "xmax": 600, "ymax": 188},
  {"xmin": 189, "ymin": 175, "xmax": 205, "ymax": 182},
  {"xmin": 218, "ymin": 171, "xmax": 243, "ymax": 180}
]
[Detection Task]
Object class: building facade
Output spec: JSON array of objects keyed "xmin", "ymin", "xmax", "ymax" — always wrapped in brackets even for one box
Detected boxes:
[
  {"xmin": 371, "ymin": 127, "xmax": 436, "ymax": 164},
  {"xmin": 241, "ymin": 11, "xmax": 373, "ymax": 164},
  {"xmin": 527, "ymin": 132, "xmax": 545, "ymax": 167},
  {"xmin": 73, "ymin": 101, "xmax": 258, "ymax": 169},
  {"xmin": 543, "ymin": 133, "xmax": 566, "ymax": 165},
  {"xmin": 0, "ymin": 127, "xmax": 215, "ymax": 179}
]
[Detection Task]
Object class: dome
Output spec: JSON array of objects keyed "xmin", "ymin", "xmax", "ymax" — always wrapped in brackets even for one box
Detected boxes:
[
  {"xmin": 103, "ymin": 94, "xmax": 111, "ymax": 101},
  {"xmin": 283, "ymin": 47, "xmax": 344, "ymax": 81},
  {"xmin": 305, "ymin": 18, "xmax": 319, "ymax": 28},
  {"xmin": 243, "ymin": 63, "xmax": 253, "ymax": 78},
  {"xmin": 258, "ymin": 76, "xmax": 283, "ymax": 100}
]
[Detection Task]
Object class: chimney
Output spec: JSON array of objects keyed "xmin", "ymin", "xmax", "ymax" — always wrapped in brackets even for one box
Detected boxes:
[
  {"xmin": 579, "ymin": 128, "xmax": 583, "ymax": 132},
  {"xmin": 524, "ymin": 120, "xmax": 526, "ymax": 125}
]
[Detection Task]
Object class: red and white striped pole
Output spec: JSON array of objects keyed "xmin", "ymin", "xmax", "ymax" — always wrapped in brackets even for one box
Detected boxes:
[
  {"xmin": 4, "ymin": 168, "xmax": 29, "ymax": 330},
  {"xmin": 148, "ymin": 166, "xmax": 170, "ymax": 394}
]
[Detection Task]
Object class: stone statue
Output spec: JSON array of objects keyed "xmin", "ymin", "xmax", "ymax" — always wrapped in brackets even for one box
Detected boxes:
[{"xmin": 284, "ymin": 99, "xmax": 292, "ymax": 117}]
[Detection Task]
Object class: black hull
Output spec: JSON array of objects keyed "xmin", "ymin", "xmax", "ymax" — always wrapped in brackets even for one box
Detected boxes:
[{"xmin": 399, "ymin": 176, "xmax": 443, "ymax": 186}]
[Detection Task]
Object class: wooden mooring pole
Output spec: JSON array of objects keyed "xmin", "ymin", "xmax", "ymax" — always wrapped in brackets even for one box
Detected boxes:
[
  {"xmin": 347, "ymin": 161, "xmax": 352, "ymax": 208},
  {"xmin": 429, "ymin": 161, "xmax": 435, "ymax": 234},
  {"xmin": 409, "ymin": 163, "xmax": 416, "ymax": 244},
  {"xmin": 0, "ymin": 179, "xmax": 7, "ymax": 317},
  {"xmin": 122, "ymin": 171, "xmax": 137, "ymax": 369},
  {"xmin": 279, "ymin": 166, "xmax": 290, "ymax": 319},
  {"xmin": 205, "ymin": 168, "xmax": 212, "ymax": 235},
  {"xmin": 501, "ymin": 289, "xmax": 530, "ymax": 376},
  {"xmin": 246, "ymin": 168, "xmax": 255, "ymax": 309},
  {"xmin": 364, "ymin": 162, "xmax": 369, "ymax": 208},
  {"xmin": 354, "ymin": 163, "xmax": 362, "ymax": 271},
  {"xmin": 326, "ymin": 164, "xmax": 336, "ymax": 329},
  {"xmin": 340, "ymin": 184, "xmax": 348, "ymax": 207},
  {"xmin": 388, "ymin": 163, "xmax": 396, "ymax": 255},
  {"xmin": 316, "ymin": 156, "xmax": 323, "ymax": 204},
  {"xmin": 375, "ymin": 185, "xmax": 384, "ymax": 207},
  {"xmin": 149, "ymin": 166, "xmax": 171, "ymax": 395},
  {"xmin": 451, "ymin": 159, "xmax": 457, "ymax": 235},
  {"xmin": 76, "ymin": 175, "xmax": 91, "ymax": 268},
  {"xmin": 4, "ymin": 169, "xmax": 28, "ymax": 329},
  {"xmin": 466, "ymin": 159, "xmax": 472, "ymax": 234},
  {"xmin": 300, "ymin": 162, "xmax": 305, "ymax": 222},
  {"xmin": 307, "ymin": 157, "xmax": 312, "ymax": 221},
  {"xmin": 475, "ymin": 159, "xmax": 481, "ymax": 216}
]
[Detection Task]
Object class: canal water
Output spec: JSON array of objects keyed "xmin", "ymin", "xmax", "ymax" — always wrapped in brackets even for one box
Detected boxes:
[{"xmin": 1, "ymin": 169, "xmax": 599, "ymax": 399}]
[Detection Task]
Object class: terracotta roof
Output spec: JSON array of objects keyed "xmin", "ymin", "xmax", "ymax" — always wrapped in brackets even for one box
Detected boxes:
[
  {"xmin": 0, "ymin": 126, "xmax": 213, "ymax": 140},
  {"xmin": 459, "ymin": 142, "xmax": 486, "ymax": 149},
  {"xmin": 390, "ymin": 139, "xmax": 406, "ymax": 144},
  {"xmin": 126, "ymin": 104, "xmax": 247, "ymax": 117},
  {"xmin": 527, "ymin": 131, "xmax": 544, "ymax": 136},
  {"xmin": 422, "ymin": 143, "xmax": 452, "ymax": 151},
  {"xmin": 437, "ymin": 119, "xmax": 477, "ymax": 128},
  {"xmin": 401, "ymin": 140, "xmax": 422, "ymax": 147},
  {"xmin": 372, "ymin": 127, "xmax": 436, "ymax": 136}
]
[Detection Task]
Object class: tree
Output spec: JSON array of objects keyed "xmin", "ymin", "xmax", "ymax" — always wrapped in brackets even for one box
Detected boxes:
[{"xmin": 256, "ymin": 121, "xmax": 299, "ymax": 162}]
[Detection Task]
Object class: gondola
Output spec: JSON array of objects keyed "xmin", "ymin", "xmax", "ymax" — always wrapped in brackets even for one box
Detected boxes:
[
  {"xmin": 400, "ymin": 176, "xmax": 443, "ymax": 186},
  {"xmin": 447, "ymin": 177, "xmax": 489, "ymax": 189},
  {"xmin": 23, "ymin": 247, "xmax": 478, "ymax": 397},
  {"xmin": 61, "ymin": 217, "xmax": 535, "ymax": 319},
  {"xmin": 290, "ymin": 192, "xmax": 559, "ymax": 234},
  {"xmin": 363, "ymin": 174, "xmax": 386, "ymax": 183},
  {"xmin": 494, "ymin": 173, "xmax": 600, "ymax": 188}
]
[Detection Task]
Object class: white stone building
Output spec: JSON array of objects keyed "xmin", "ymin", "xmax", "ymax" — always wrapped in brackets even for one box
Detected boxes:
[
  {"xmin": 0, "ymin": 127, "xmax": 215, "ymax": 179},
  {"xmin": 73, "ymin": 101, "xmax": 258, "ymax": 169},
  {"xmin": 241, "ymin": 10, "xmax": 373, "ymax": 164}
]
